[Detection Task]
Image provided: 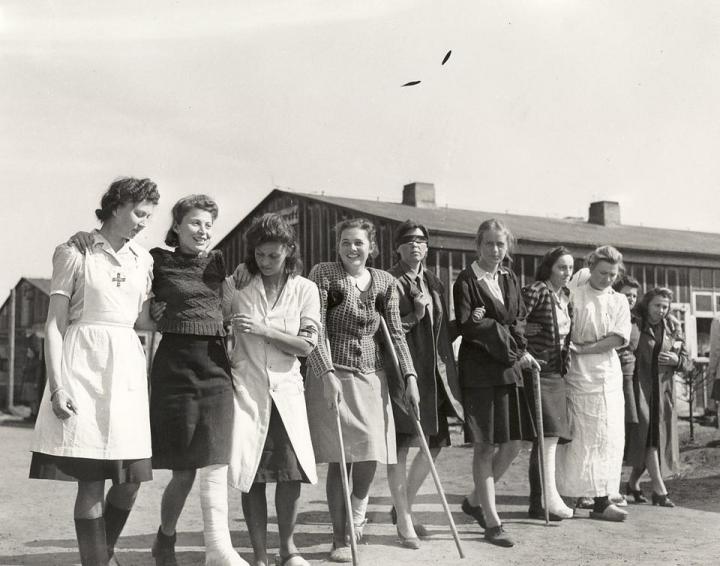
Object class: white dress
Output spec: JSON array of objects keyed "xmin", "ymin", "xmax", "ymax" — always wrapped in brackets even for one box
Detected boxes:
[
  {"xmin": 31, "ymin": 234, "xmax": 153, "ymax": 460},
  {"xmin": 556, "ymin": 282, "xmax": 631, "ymax": 497},
  {"xmin": 224, "ymin": 274, "xmax": 320, "ymax": 492}
]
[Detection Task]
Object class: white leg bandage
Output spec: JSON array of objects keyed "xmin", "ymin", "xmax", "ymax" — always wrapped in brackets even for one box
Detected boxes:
[
  {"xmin": 543, "ymin": 440, "xmax": 574, "ymax": 519},
  {"xmin": 350, "ymin": 493, "xmax": 369, "ymax": 525},
  {"xmin": 198, "ymin": 465, "xmax": 248, "ymax": 566}
]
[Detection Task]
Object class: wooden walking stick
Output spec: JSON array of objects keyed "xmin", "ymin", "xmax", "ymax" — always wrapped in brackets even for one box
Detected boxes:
[
  {"xmin": 379, "ymin": 317, "xmax": 465, "ymax": 559},
  {"xmin": 531, "ymin": 367, "xmax": 550, "ymax": 525},
  {"xmin": 335, "ymin": 404, "xmax": 360, "ymax": 565}
]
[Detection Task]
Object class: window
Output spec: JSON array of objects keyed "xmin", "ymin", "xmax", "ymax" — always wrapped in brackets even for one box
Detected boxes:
[{"xmin": 694, "ymin": 292, "xmax": 714, "ymax": 315}]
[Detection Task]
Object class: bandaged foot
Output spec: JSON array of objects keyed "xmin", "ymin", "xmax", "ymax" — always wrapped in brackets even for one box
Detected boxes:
[
  {"xmin": 542, "ymin": 440, "xmax": 574, "ymax": 519},
  {"xmin": 349, "ymin": 493, "xmax": 369, "ymax": 542},
  {"xmin": 198, "ymin": 465, "xmax": 249, "ymax": 566}
]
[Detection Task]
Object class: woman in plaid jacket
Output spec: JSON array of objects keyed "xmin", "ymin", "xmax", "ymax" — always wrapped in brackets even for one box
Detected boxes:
[
  {"xmin": 305, "ymin": 217, "xmax": 419, "ymax": 563},
  {"xmin": 522, "ymin": 247, "xmax": 575, "ymax": 521}
]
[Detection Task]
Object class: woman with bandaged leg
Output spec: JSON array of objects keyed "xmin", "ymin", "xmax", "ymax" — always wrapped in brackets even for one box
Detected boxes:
[{"xmin": 522, "ymin": 247, "xmax": 576, "ymax": 521}]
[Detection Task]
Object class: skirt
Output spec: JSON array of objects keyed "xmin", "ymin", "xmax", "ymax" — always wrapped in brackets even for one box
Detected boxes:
[
  {"xmin": 254, "ymin": 402, "xmax": 309, "ymax": 483},
  {"xmin": 29, "ymin": 453, "xmax": 152, "ymax": 483},
  {"xmin": 463, "ymin": 384, "xmax": 535, "ymax": 445},
  {"xmin": 306, "ymin": 367, "xmax": 397, "ymax": 464},
  {"xmin": 523, "ymin": 370, "xmax": 571, "ymax": 443},
  {"xmin": 396, "ymin": 383, "xmax": 452, "ymax": 449},
  {"xmin": 150, "ymin": 334, "xmax": 234, "ymax": 470}
]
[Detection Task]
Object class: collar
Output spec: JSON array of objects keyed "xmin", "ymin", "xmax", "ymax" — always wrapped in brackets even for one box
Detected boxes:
[
  {"xmin": 398, "ymin": 259, "xmax": 424, "ymax": 281},
  {"xmin": 471, "ymin": 260, "xmax": 506, "ymax": 282},
  {"xmin": 92, "ymin": 229, "xmax": 139, "ymax": 258}
]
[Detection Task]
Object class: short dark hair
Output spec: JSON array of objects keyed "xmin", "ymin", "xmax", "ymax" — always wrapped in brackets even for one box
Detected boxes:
[
  {"xmin": 535, "ymin": 246, "xmax": 573, "ymax": 282},
  {"xmin": 95, "ymin": 177, "xmax": 159, "ymax": 222},
  {"xmin": 244, "ymin": 213, "xmax": 299, "ymax": 276},
  {"xmin": 612, "ymin": 274, "xmax": 640, "ymax": 293},
  {"xmin": 165, "ymin": 194, "xmax": 219, "ymax": 247},
  {"xmin": 334, "ymin": 217, "xmax": 379, "ymax": 259},
  {"xmin": 636, "ymin": 287, "xmax": 674, "ymax": 323},
  {"xmin": 393, "ymin": 219, "xmax": 429, "ymax": 248}
]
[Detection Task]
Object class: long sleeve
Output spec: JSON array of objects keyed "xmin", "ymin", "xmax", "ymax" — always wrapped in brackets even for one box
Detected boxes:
[
  {"xmin": 307, "ymin": 264, "xmax": 334, "ymax": 376},
  {"xmin": 453, "ymin": 274, "xmax": 521, "ymax": 366},
  {"xmin": 383, "ymin": 279, "xmax": 417, "ymax": 377}
]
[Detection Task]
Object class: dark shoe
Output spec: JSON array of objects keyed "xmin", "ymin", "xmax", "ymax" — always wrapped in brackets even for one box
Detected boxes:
[
  {"xmin": 484, "ymin": 524, "xmax": 514, "ymax": 547},
  {"xmin": 652, "ymin": 493, "xmax": 675, "ymax": 508},
  {"xmin": 623, "ymin": 483, "xmax": 648, "ymax": 504},
  {"xmin": 527, "ymin": 506, "xmax": 565, "ymax": 522},
  {"xmin": 461, "ymin": 497, "xmax": 486, "ymax": 529},
  {"xmin": 104, "ymin": 501, "xmax": 130, "ymax": 561},
  {"xmin": 390, "ymin": 506, "xmax": 429, "ymax": 538},
  {"xmin": 75, "ymin": 517, "xmax": 110, "ymax": 566},
  {"xmin": 151, "ymin": 527, "xmax": 178, "ymax": 566}
]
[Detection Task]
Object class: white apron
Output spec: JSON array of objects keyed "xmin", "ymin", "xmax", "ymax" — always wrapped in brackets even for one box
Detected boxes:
[
  {"xmin": 32, "ymin": 245, "xmax": 151, "ymax": 460},
  {"xmin": 226, "ymin": 275, "xmax": 318, "ymax": 492},
  {"xmin": 557, "ymin": 283, "xmax": 630, "ymax": 497}
]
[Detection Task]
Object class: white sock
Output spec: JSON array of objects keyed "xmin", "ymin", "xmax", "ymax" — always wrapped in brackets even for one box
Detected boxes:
[
  {"xmin": 198, "ymin": 464, "xmax": 248, "ymax": 566},
  {"xmin": 351, "ymin": 493, "xmax": 369, "ymax": 525},
  {"xmin": 543, "ymin": 441, "xmax": 573, "ymax": 518}
]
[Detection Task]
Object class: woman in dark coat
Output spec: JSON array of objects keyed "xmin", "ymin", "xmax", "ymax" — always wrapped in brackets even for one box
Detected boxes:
[
  {"xmin": 626, "ymin": 287, "xmax": 687, "ymax": 508},
  {"xmin": 453, "ymin": 219, "xmax": 539, "ymax": 547},
  {"xmin": 521, "ymin": 247, "xmax": 575, "ymax": 521},
  {"xmin": 387, "ymin": 220, "xmax": 464, "ymax": 547}
]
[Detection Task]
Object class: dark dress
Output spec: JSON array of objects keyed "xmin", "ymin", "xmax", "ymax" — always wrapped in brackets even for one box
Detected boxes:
[
  {"xmin": 388, "ymin": 262, "xmax": 464, "ymax": 449},
  {"xmin": 626, "ymin": 317, "xmax": 687, "ymax": 476},
  {"xmin": 149, "ymin": 248, "xmax": 234, "ymax": 470},
  {"xmin": 453, "ymin": 263, "xmax": 535, "ymax": 444}
]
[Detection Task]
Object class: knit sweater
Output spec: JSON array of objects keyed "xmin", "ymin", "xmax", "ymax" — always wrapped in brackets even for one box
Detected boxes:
[{"xmin": 150, "ymin": 248, "xmax": 226, "ymax": 336}]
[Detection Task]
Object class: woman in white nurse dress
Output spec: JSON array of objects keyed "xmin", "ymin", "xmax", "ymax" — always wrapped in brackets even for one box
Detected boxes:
[{"xmin": 29, "ymin": 177, "xmax": 160, "ymax": 566}]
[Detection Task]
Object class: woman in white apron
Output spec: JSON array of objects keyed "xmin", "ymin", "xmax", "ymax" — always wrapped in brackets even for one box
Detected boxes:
[
  {"xmin": 224, "ymin": 213, "xmax": 320, "ymax": 566},
  {"xmin": 29, "ymin": 178, "xmax": 160, "ymax": 566},
  {"xmin": 557, "ymin": 245, "xmax": 631, "ymax": 522}
]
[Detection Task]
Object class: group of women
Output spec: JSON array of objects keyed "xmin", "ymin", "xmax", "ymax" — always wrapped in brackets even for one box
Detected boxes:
[{"xmin": 29, "ymin": 177, "xmax": 688, "ymax": 566}]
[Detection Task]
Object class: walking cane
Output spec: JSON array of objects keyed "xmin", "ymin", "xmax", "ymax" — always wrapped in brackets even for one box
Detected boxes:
[
  {"xmin": 379, "ymin": 317, "xmax": 465, "ymax": 559},
  {"xmin": 531, "ymin": 367, "xmax": 550, "ymax": 525},
  {"xmin": 335, "ymin": 405, "xmax": 360, "ymax": 565}
]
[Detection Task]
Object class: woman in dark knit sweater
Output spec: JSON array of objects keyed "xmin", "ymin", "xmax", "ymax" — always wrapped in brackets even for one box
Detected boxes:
[
  {"xmin": 148, "ymin": 195, "xmax": 246, "ymax": 566},
  {"xmin": 68, "ymin": 195, "xmax": 246, "ymax": 566}
]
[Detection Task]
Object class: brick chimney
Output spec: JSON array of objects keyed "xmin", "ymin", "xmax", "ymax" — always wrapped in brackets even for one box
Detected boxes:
[
  {"xmin": 588, "ymin": 201, "xmax": 621, "ymax": 226},
  {"xmin": 402, "ymin": 182, "xmax": 436, "ymax": 208}
]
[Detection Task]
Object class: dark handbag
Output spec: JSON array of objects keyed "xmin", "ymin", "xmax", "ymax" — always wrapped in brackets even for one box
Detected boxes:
[{"xmin": 711, "ymin": 378, "xmax": 720, "ymax": 402}]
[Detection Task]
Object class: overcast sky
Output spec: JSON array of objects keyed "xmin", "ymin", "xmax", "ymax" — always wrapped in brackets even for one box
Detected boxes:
[{"xmin": 2, "ymin": 0, "xmax": 720, "ymax": 296}]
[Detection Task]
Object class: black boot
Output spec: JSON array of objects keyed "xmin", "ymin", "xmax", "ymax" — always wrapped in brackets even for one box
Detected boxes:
[
  {"xmin": 152, "ymin": 526, "xmax": 178, "ymax": 566},
  {"xmin": 104, "ymin": 501, "xmax": 131, "ymax": 563},
  {"xmin": 75, "ymin": 517, "xmax": 110, "ymax": 566}
]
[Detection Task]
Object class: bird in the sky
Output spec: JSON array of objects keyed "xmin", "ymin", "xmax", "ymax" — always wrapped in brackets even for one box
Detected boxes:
[{"xmin": 402, "ymin": 49, "xmax": 452, "ymax": 87}]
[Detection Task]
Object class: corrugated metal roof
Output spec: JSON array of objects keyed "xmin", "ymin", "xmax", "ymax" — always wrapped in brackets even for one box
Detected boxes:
[{"xmin": 291, "ymin": 191, "xmax": 720, "ymax": 257}]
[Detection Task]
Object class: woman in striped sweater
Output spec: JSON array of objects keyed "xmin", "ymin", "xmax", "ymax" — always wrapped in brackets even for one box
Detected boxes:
[{"xmin": 522, "ymin": 247, "xmax": 575, "ymax": 520}]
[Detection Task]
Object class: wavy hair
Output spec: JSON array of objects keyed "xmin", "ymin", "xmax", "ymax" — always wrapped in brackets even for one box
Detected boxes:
[{"xmin": 164, "ymin": 194, "xmax": 219, "ymax": 247}]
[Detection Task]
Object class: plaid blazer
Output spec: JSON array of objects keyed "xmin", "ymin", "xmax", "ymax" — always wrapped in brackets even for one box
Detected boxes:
[
  {"xmin": 521, "ymin": 280, "xmax": 572, "ymax": 375},
  {"xmin": 307, "ymin": 262, "xmax": 416, "ymax": 378}
]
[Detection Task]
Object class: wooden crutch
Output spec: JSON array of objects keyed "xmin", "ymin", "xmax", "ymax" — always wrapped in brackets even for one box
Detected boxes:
[
  {"xmin": 335, "ymin": 406, "xmax": 360, "ymax": 565},
  {"xmin": 530, "ymin": 367, "xmax": 550, "ymax": 525},
  {"xmin": 325, "ymin": 334, "xmax": 360, "ymax": 565},
  {"xmin": 379, "ymin": 317, "xmax": 465, "ymax": 559}
]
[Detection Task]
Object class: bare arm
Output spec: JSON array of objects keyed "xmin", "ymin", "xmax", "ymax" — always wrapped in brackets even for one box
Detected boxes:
[
  {"xmin": 134, "ymin": 299, "xmax": 157, "ymax": 331},
  {"xmin": 45, "ymin": 295, "xmax": 78, "ymax": 418}
]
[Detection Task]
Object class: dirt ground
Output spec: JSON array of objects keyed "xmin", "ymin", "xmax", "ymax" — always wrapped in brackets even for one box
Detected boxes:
[{"xmin": 1, "ymin": 413, "xmax": 719, "ymax": 566}]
